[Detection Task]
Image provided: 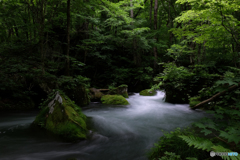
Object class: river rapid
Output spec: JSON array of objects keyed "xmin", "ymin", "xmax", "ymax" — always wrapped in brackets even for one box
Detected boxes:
[{"xmin": 0, "ymin": 91, "xmax": 208, "ymax": 160}]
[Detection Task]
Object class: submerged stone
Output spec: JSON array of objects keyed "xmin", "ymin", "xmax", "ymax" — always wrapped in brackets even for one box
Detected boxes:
[
  {"xmin": 139, "ymin": 89, "xmax": 157, "ymax": 96},
  {"xmin": 33, "ymin": 91, "xmax": 88, "ymax": 141},
  {"xmin": 101, "ymin": 95, "xmax": 129, "ymax": 105}
]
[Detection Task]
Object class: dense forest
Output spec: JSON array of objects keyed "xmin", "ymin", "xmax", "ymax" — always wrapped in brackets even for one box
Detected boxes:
[{"xmin": 0, "ymin": 0, "xmax": 240, "ymax": 159}]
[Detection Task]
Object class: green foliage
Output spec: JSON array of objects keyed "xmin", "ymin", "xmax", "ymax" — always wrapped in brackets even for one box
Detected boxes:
[
  {"xmin": 153, "ymin": 62, "xmax": 219, "ymax": 103},
  {"xmin": 186, "ymin": 95, "xmax": 240, "ymax": 157}
]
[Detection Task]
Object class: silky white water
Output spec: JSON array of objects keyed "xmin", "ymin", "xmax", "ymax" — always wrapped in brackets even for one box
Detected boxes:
[{"xmin": 0, "ymin": 91, "xmax": 208, "ymax": 160}]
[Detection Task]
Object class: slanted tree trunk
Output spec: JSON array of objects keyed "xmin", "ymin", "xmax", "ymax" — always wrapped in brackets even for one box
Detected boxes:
[{"xmin": 192, "ymin": 82, "xmax": 240, "ymax": 110}]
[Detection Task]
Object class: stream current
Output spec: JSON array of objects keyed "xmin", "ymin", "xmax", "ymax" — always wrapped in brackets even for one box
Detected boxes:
[{"xmin": 0, "ymin": 91, "xmax": 208, "ymax": 160}]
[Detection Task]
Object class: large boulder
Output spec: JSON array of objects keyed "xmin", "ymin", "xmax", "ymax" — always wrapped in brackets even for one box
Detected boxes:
[
  {"xmin": 33, "ymin": 91, "xmax": 88, "ymax": 141},
  {"xmin": 101, "ymin": 95, "xmax": 129, "ymax": 105},
  {"xmin": 139, "ymin": 89, "xmax": 157, "ymax": 96},
  {"xmin": 108, "ymin": 84, "xmax": 129, "ymax": 98}
]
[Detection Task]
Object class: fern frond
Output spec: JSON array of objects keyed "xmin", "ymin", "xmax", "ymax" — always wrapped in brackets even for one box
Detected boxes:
[{"xmin": 179, "ymin": 135, "xmax": 213, "ymax": 151}]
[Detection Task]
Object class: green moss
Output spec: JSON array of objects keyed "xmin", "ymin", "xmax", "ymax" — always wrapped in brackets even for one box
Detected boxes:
[
  {"xmin": 101, "ymin": 95, "xmax": 129, "ymax": 105},
  {"xmin": 139, "ymin": 89, "xmax": 157, "ymax": 96},
  {"xmin": 189, "ymin": 96, "xmax": 201, "ymax": 108},
  {"xmin": 33, "ymin": 91, "xmax": 88, "ymax": 142}
]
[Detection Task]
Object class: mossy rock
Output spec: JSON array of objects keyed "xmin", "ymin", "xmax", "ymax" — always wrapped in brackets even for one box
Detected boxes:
[
  {"xmin": 33, "ymin": 91, "xmax": 88, "ymax": 142},
  {"xmin": 101, "ymin": 95, "xmax": 129, "ymax": 105},
  {"xmin": 139, "ymin": 89, "xmax": 157, "ymax": 96}
]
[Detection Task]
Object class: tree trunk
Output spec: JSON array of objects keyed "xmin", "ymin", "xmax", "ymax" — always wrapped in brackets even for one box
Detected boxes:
[
  {"xmin": 40, "ymin": 0, "xmax": 45, "ymax": 75},
  {"xmin": 236, "ymin": 43, "xmax": 240, "ymax": 68},
  {"xmin": 168, "ymin": 0, "xmax": 172, "ymax": 46},
  {"xmin": 154, "ymin": 0, "xmax": 158, "ymax": 30},
  {"xmin": 202, "ymin": 41, "xmax": 206, "ymax": 62},
  {"xmin": 66, "ymin": 0, "xmax": 71, "ymax": 76},
  {"xmin": 153, "ymin": 0, "xmax": 158, "ymax": 71},
  {"xmin": 232, "ymin": 43, "xmax": 237, "ymax": 67},
  {"xmin": 150, "ymin": 0, "xmax": 153, "ymax": 29},
  {"xmin": 130, "ymin": 0, "xmax": 133, "ymax": 18},
  {"xmin": 197, "ymin": 43, "xmax": 201, "ymax": 64},
  {"xmin": 130, "ymin": 0, "xmax": 137, "ymax": 65}
]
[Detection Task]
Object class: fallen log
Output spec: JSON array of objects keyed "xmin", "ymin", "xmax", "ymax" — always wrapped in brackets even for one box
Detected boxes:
[{"xmin": 191, "ymin": 82, "xmax": 240, "ymax": 110}]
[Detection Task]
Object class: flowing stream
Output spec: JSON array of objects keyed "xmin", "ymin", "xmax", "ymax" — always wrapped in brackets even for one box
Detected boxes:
[{"xmin": 0, "ymin": 91, "xmax": 208, "ymax": 160}]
